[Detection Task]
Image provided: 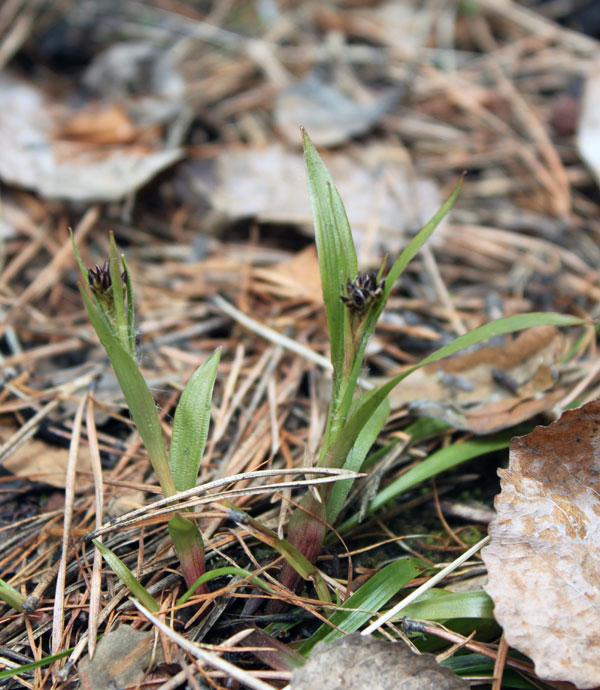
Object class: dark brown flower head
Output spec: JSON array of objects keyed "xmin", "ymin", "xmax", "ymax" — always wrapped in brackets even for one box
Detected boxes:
[
  {"xmin": 341, "ymin": 271, "xmax": 384, "ymax": 315},
  {"xmin": 87, "ymin": 261, "xmax": 126, "ymax": 297}
]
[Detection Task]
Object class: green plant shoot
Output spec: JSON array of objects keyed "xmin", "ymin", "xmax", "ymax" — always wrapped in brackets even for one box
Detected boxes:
[
  {"xmin": 273, "ymin": 130, "xmax": 586, "ymax": 608},
  {"xmin": 73, "ymin": 232, "xmax": 220, "ymax": 601}
]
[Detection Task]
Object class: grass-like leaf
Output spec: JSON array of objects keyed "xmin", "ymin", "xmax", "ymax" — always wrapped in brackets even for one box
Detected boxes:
[
  {"xmin": 299, "ymin": 557, "xmax": 423, "ymax": 655},
  {"xmin": 337, "ymin": 432, "xmax": 513, "ymax": 535},
  {"xmin": 229, "ymin": 506, "xmax": 331, "ymax": 604},
  {"xmin": 176, "ymin": 566, "xmax": 275, "ymax": 606},
  {"xmin": 326, "ymin": 396, "xmax": 390, "ymax": 524},
  {"xmin": 93, "ymin": 539, "xmax": 160, "ymax": 613},
  {"xmin": 80, "ymin": 288, "xmax": 176, "ymax": 496},
  {"xmin": 324, "ymin": 312, "xmax": 586, "ymax": 483},
  {"xmin": 170, "ymin": 349, "xmax": 220, "ymax": 492},
  {"xmin": 303, "ymin": 128, "xmax": 357, "ymax": 381},
  {"xmin": 441, "ymin": 656, "xmax": 536, "ymax": 689},
  {"xmin": 380, "ymin": 175, "xmax": 464, "ymax": 306},
  {"xmin": 121, "ymin": 253, "xmax": 136, "ymax": 357},
  {"xmin": 0, "ymin": 648, "xmax": 72, "ymax": 681},
  {"xmin": 0, "ymin": 578, "xmax": 26, "ymax": 611},
  {"xmin": 338, "ymin": 175, "xmax": 464, "ymax": 418},
  {"xmin": 400, "ymin": 588, "xmax": 494, "ymax": 621},
  {"xmin": 72, "ymin": 232, "xmax": 175, "ymax": 497},
  {"xmin": 108, "ymin": 231, "xmax": 129, "ymax": 353}
]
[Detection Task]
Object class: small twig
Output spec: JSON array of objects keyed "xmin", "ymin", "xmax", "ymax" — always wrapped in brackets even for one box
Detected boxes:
[{"xmin": 492, "ymin": 633, "xmax": 509, "ymax": 690}]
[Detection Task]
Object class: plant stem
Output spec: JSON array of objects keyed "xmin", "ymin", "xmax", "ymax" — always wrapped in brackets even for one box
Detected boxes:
[
  {"xmin": 168, "ymin": 514, "xmax": 208, "ymax": 596},
  {"xmin": 266, "ymin": 493, "xmax": 327, "ymax": 613}
]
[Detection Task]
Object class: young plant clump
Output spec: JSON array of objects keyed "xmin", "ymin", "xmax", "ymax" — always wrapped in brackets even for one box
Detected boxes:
[
  {"xmin": 72, "ymin": 233, "xmax": 220, "ymax": 601},
  {"xmin": 268, "ymin": 129, "xmax": 585, "ymax": 609},
  {"xmin": 69, "ymin": 132, "xmax": 585, "ymax": 624}
]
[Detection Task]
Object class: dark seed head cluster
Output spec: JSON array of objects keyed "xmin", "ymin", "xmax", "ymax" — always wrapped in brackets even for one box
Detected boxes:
[
  {"xmin": 341, "ymin": 272, "xmax": 384, "ymax": 315},
  {"xmin": 87, "ymin": 261, "xmax": 126, "ymax": 297}
]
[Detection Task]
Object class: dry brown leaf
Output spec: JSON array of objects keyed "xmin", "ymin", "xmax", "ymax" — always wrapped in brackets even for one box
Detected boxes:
[
  {"xmin": 382, "ymin": 326, "xmax": 566, "ymax": 433},
  {"xmin": 79, "ymin": 624, "xmax": 163, "ymax": 690},
  {"xmin": 253, "ymin": 246, "xmax": 323, "ymax": 302},
  {"xmin": 1, "ymin": 422, "xmax": 93, "ymax": 490},
  {"xmin": 209, "ymin": 143, "xmax": 445, "ymax": 256},
  {"xmin": 482, "ymin": 401, "xmax": 600, "ymax": 689},
  {"xmin": 57, "ymin": 104, "xmax": 138, "ymax": 145},
  {"xmin": 290, "ymin": 634, "xmax": 469, "ymax": 690},
  {"xmin": 275, "ymin": 73, "xmax": 400, "ymax": 146},
  {"xmin": 0, "ymin": 74, "xmax": 183, "ymax": 201}
]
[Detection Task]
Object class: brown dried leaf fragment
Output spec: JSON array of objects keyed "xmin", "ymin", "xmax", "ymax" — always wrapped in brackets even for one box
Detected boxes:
[
  {"xmin": 483, "ymin": 400, "xmax": 600, "ymax": 689},
  {"xmin": 79, "ymin": 624, "xmax": 163, "ymax": 690},
  {"xmin": 290, "ymin": 634, "xmax": 469, "ymax": 690},
  {"xmin": 383, "ymin": 326, "xmax": 566, "ymax": 433}
]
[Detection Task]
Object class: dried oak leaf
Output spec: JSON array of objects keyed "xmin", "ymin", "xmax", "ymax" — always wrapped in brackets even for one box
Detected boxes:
[
  {"xmin": 290, "ymin": 634, "xmax": 468, "ymax": 690},
  {"xmin": 482, "ymin": 401, "xmax": 600, "ymax": 689}
]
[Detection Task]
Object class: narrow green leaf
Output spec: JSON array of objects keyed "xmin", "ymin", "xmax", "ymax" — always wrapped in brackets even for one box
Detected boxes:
[
  {"xmin": 323, "ymin": 312, "xmax": 586, "ymax": 480},
  {"xmin": 71, "ymin": 229, "xmax": 90, "ymax": 285},
  {"xmin": 121, "ymin": 254, "xmax": 136, "ymax": 357},
  {"xmin": 0, "ymin": 648, "xmax": 73, "ymax": 680},
  {"xmin": 93, "ymin": 539, "xmax": 160, "ymax": 613},
  {"xmin": 299, "ymin": 558, "xmax": 422, "ymax": 655},
  {"xmin": 326, "ymin": 396, "xmax": 390, "ymax": 524},
  {"xmin": 441, "ymin": 656, "xmax": 536, "ymax": 689},
  {"xmin": 176, "ymin": 566, "xmax": 275, "ymax": 606},
  {"xmin": 228, "ymin": 505, "xmax": 331, "ymax": 604},
  {"xmin": 79, "ymin": 286, "xmax": 175, "ymax": 497},
  {"xmin": 381, "ymin": 175, "xmax": 464, "ymax": 305},
  {"xmin": 0, "ymin": 578, "xmax": 25, "ymax": 611},
  {"xmin": 108, "ymin": 231, "xmax": 128, "ymax": 350},
  {"xmin": 170, "ymin": 349, "xmax": 220, "ymax": 492},
  {"xmin": 335, "ymin": 175, "xmax": 464, "ymax": 420},
  {"xmin": 303, "ymin": 129, "xmax": 357, "ymax": 378},
  {"xmin": 337, "ymin": 433, "xmax": 511, "ymax": 535},
  {"xmin": 399, "ymin": 588, "xmax": 494, "ymax": 621}
]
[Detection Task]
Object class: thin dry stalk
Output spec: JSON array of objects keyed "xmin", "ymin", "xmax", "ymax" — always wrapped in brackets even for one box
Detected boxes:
[
  {"xmin": 85, "ymin": 396, "xmax": 103, "ymax": 659},
  {"xmin": 51, "ymin": 392, "xmax": 87, "ymax": 663}
]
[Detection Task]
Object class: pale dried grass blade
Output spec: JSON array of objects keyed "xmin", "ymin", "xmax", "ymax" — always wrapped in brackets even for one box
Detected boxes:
[
  {"xmin": 52, "ymin": 392, "xmax": 88, "ymax": 662},
  {"xmin": 87, "ymin": 467, "xmax": 363, "ymax": 539},
  {"xmin": 86, "ymin": 396, "xmax": 103, "ymax": 659}
]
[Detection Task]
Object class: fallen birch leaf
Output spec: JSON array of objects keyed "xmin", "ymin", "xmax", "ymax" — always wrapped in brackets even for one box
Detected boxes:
[
  {"xmin": 482, "ymin": 401, "xmax": 600, "ymax": 688},
  {"xmin": 381, "ymin": 326, "xmax": 566, "ymax": 433},
  {"xmin": 291, "ymin": 634, "xmax": 468, "ymax": 690}
]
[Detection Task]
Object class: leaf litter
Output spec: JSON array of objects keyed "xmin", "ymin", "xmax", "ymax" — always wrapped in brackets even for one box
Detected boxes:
[
  {"xmin": 1, "ymin": 1, "xmax": 600, "ymax": 689},
  {"xmin": 483, "ymin": 400, "xmax": 600, "ymax": 689}
]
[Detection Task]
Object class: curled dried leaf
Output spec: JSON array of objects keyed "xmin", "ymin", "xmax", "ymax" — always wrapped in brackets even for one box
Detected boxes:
[{"xmin": 483, "ymin": 400, "xmax": 600, "ymax": 688}]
